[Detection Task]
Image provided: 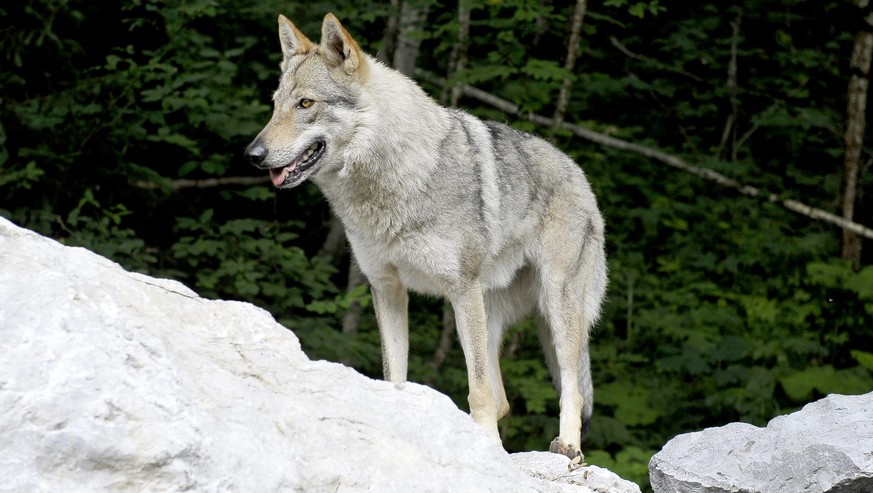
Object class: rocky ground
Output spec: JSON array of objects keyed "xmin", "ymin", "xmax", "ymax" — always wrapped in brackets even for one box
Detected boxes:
[{"xmin": 0, "ymin": 217, "xmax": 639, "ymax": 493}]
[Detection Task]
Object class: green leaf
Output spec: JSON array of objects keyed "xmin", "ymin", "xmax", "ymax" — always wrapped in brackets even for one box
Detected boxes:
[
  {"xmin": 147, "ymin": 131, "xmax": 199, "ymax": 153},
  {"xmin": 846, "ymin": 266, "xmax": 873, "ymax": 300},
  {"xmin": 306, "ymin": 299, "xmax": 338, "ymax": 315},
  {"xmin": 851, "ymin": 350, "xmax": 873, "ymax": 372},
  {"xmin": 234, "ymin": 186, "xmax": 273, "ymax": 202},
  {"xmin": 779, "ymin": 366, "xmax": 872, "ymax": 401},
  {"xmin": 520, "ymin": 59, "xmax": 569, "ymax": 82},
  {"xmin": 598, "ymin": 382, "xmax": 663, "ymax": 426},
  {"xmin": 178, "ymin": 160, "xmax": 200, "ymax": 177},
  {"xmin": 0, "ymin": 161, "xmax": 44, "ymax": 189},
  {"xmin": 807, "ymin": 261, "xmax": 851, "ymax": 287}
]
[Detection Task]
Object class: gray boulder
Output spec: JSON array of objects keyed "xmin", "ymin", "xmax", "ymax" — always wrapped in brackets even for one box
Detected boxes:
[
  {"xmin": 0, "ymin": 216, "xmax": 639, "ymax": 493},
  {"xmin": 649, "ymin": 392, "xmax": 873, "ymax": 493}
]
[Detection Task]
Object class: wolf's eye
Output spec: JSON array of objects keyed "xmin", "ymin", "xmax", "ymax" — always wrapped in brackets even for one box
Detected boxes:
[{"xmin": 298, "ymin": 98, "xmax": 314, "ymax": 109}]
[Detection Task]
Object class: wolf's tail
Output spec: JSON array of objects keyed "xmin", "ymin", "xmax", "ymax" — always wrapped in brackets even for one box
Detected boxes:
[
  {"xmin": 579, "ymin": 348, "xmax": 594, "ymax": 439},
  {"xmin": 578, "ymin": 227, "xmax": 607, "ymax": 440}
]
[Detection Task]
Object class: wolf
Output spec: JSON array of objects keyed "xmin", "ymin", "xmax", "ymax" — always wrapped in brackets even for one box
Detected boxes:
[{"xmin": 245, "ymin": 13, "xmax": 607, "ymax": 459}]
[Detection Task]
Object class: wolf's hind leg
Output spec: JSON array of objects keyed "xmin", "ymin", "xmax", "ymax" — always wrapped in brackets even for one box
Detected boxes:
[
  {"xmin": 543, "ymin": 303, "xmax": 587, "ymax": 459},
  {"xmin": 536, "ymin": 220, "xmax": 604, "ymax": 459},
  {"xmin": 537, "ymin": 312, "xmax": 590, "ymax": 460}
]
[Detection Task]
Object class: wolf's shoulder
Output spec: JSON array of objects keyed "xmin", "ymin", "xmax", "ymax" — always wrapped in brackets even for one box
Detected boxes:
[{"xmin": 442, "ymin": 108, "xmax": 535, "ymax": 143}]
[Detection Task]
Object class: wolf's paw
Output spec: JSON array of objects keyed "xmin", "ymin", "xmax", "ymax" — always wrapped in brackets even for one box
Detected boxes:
[{"xmin": 549, "ymin": 436, "xmax": 582, "ymax": 460}]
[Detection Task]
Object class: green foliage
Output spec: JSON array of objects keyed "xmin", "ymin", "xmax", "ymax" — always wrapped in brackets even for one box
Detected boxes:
[
  {"xmin": 597, "ymin": 382, "xmax": 662, "ymax": 427},
  {"xmin": 61, "ymin": 188, "xmax": 156, "ymax": 272},
  {"xmin": 587, "ymin": 446, "xmax": 654, "ymax": 488},
  {"xmin": 604, "ymin": 0, "xmax": 666, "ymax": 18},
  {"xmin": 175, "ymin": 212, "xmax": 305, "ymax": 298},
  {"xmin": 2, "ymin": 2, "xmax": 873, "ymax": 492},
  {"xmin": 779, "ymin": 365, "xmax": 871, "ymax": 402}
]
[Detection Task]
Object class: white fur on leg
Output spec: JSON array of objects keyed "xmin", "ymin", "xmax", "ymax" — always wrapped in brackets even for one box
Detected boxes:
[
  {"xmin": 371, "ymin": 278, "xmax": 409, "ymax": 384},
  {"xmin": 452, "ymin": 281, "xmax": 500, "ymax": 441}
]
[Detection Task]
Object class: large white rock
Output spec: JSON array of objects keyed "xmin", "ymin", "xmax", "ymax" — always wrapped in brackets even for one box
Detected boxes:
[
  {"xmin": 0, "ymin": 217, "xmax": 638, "ymax": 493},
  {"xmin": 649, "ymin": 392, "xmax": 873, "ymax": 493}
]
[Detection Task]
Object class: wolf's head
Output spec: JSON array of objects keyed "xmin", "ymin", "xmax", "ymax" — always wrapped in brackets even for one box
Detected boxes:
[{"xmin": 245, "ymin": 13, "xmax": 367, "ymax": 188}]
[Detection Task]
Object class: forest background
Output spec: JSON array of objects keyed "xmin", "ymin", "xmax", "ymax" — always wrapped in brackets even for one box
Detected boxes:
[{"xmin": 3, "ymin": 0, "xmax": 873, "ymax": 490}]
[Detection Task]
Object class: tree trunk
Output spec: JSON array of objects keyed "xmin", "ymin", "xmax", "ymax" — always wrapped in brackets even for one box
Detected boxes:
[
  {"xmin": 393, "ymin": 0, "xmax": 430, "ymax": 77},
  {"xmin": 318, "ymin": 215, "xmax": 348, "ymax": 259},
  {"xmin": 552, "ymin": 0, "xmax": 588, "ymax": 129},
  {"xmin": 842, "ymin": 0, "xmax": 873, "ymax": 270},
  {"xmin": 341, "ymin": 260, "xmax": 365, "ymax": 336},
  {"xmin": 379, "ymin": 0, "xmax": 402, "ymax": 66},
  {"xmin": 439, "ymin": 1, "xmax": 471, "ymax": 106},
  {"xmin": 436, "ymin": 303, "xmax": 456, "ymax": 368},
  {"xmin": 449, "ymin": 1, "xmax": 471, "ymax": 107},
  {"xmin": 426, "ymin": 302, "xmax": 456, "ymax": 385}
]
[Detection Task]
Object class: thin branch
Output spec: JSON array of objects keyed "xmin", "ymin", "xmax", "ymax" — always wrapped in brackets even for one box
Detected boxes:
[
  {"xmin": 718, "ymin": 9, "xmax": 742, "ymax": 161},
  {"xmin": 734, "ymin": 102, "xmax": 779, "ymax": 151},
  {"xmin": 416, "ymin": 72, "xmax": 873, "ymax": 241},
  {"xmin": 608, "ymin": 35, "xmax": 704, "ymax": 83},
  {"xmin": 133, "ymin": 176, "xmax": 267, "ymax": 190},
  {"xmin": 716, "ymin": 114, "xmax": 735, "ymax": 160},
  {"xmin": 608, "ymin": 35, "xmax": 646, "ymax": 61}
]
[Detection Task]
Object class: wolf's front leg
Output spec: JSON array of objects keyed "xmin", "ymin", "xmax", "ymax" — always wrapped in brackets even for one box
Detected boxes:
[
  {"xmin": 451, "ymin": 281, "xmax": 500, "ymax": 441},
  {"xmin": 371, "ymin": 279, "xmax": 409, "ymax": 384}
]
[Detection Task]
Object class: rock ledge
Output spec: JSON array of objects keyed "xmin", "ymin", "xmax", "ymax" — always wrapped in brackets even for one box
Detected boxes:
[{"xmin": 0, "ymin": 217, "xmax": 639, "ymax": 493}]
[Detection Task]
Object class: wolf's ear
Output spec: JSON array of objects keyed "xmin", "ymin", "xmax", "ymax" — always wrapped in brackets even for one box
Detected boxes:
[
  {"xmin": 278, "ymin": 15, "xmax": 314, "ymax": 61},
  {"xmin": 319, "ymin": 13, "xmax": 364, "ymax": 76}
]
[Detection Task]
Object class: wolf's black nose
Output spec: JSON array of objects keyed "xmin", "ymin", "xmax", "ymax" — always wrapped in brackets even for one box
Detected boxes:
[{"xmin": 245, "ymin": 141, "xmax": 268, "ymax": 166}]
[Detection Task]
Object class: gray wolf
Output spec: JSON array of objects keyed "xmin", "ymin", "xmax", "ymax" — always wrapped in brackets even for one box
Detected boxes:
[{"xmin": 245, "ymin": 13, "xmax": 607, "ymax": 459}]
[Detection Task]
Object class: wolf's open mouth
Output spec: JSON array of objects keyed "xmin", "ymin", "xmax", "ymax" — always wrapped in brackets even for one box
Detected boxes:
[{"xmin": 269, "ymin": 141, "xmax": 325, "ymax": 186}]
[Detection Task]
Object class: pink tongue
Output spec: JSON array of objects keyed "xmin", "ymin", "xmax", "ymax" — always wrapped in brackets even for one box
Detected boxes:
[{"xmin": 270, "ymin": 167, "xmax": 288, "ymax": 186}]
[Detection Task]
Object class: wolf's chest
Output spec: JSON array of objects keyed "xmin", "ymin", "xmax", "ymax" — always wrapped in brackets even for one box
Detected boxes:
[
  {"xmin": 346, "ymin": 228, "xmax": 462, "ymax": 296},
  {"xmin": 347, "ymin": 223, "xmax": 529, "ymax": 298}
]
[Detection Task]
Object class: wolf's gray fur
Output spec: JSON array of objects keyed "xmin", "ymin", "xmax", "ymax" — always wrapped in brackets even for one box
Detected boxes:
[{"xmin": 245, "ymin": 13, "xmax": 607, "ymax": 459}]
